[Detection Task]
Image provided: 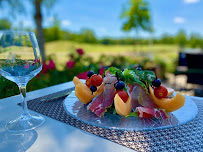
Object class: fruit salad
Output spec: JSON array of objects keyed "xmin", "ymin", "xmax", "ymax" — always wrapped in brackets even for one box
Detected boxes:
[{"xmin": 73, "ymin": 67, "xmax": 185, "ymax": 119}]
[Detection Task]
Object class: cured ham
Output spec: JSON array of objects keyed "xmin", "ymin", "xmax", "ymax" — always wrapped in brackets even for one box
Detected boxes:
[
  {"xmin": 87, "ymin": 71, "xmax": 117, "ymax": 117},
  {"xmin": 128, "ymin": 83, "xmax": 158, "ymax": 111},
  {"xmin": 128, "ymin": 84, "xmax": 141, "ymax": 111},
  {"xmin": 159, "ymin": 109, "xmax": 169, "ymax": 119},
  {"xmin": 136, "ymin": 107, "xmax": 168, "ymax": 119}
]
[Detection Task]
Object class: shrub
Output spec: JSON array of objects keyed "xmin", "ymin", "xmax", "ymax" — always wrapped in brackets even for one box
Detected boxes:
[{"xmin": 0, "ymin": 48, "xmax": 163, "ymax": 99}]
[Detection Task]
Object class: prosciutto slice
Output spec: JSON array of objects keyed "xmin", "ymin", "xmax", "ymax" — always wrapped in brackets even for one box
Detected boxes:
[
  {"xmin": 87, "ymin": 93, "xmax": 106, "ymax": 116},
  {"xmin": 128, "ymin": 83, "xmax": 158, "ymax": 111},
  {"xmin": 135, "ymin": 107, "xmax": 169, "ymax": 119},
  {"xmin": 128, "ymin": 84, "xmax": 142, "ymax": 111},
  {"xmin": 159, "ymin": 109, "xmax": 169, "ymax": 119},
  {"xmin": 87, "ymin": 71, "xmax": 117, "ymax": 117}
]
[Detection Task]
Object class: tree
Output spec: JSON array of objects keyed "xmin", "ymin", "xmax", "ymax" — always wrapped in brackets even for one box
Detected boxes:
[
  {"xmin": 189, "ymin": 33, "xmax": 201, "ymax": 48},
  {"xmin": 121, "ymin": 0, "xmax": 152, "ymax": 33},
  {"xmin": 44, "ymin": 16, "xmax": 62, "ymax": 42},
  {"xmin": 80, "ymin": 29, "xmax": 97, "ymax": 43},
  {"xmin": 0, "ymin": 18, "xmax": 11, "ymax": 30},
  {"xmin": 0, "ymin": 0, "xmax": 24, "ymax": 14},
  {"xmin": 160, "ymin": 33, "xmax": 175, "ymax": 44},
  {"xmin": 33, "ymin": 0, "xmax": 46, "ymax": 61},
  {"xmin": 0, "ymin": 0, "xmax": 57, "ymax": 61},
  {"xmin": 175, "ymin": 30, "xmax": 187, "ymax": 48},
  {"xmin": 33, "ymin": 0, "xmax": 56, "ymax": 61}
]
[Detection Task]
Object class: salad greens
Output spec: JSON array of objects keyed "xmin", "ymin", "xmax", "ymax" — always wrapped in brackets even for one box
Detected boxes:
[
  {"xmin": 106, "ymin": 67, "xmax": 157, "ymax": 116},
  {"xmin": 108, "ymin": 67, "xmax": 156, "ymax": 90}
]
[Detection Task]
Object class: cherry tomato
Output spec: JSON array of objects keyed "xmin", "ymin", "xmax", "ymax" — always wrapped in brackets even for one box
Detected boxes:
[
  {"xmin": 115, "ymin": 90, "xmax": 129, "ymax": 103},
  {"xmin": 138, "ymin": 112, "xmax": 154, "ymax": 118},
  {"xmin": 154, "ymin": 86, "xmax": 168, "ymax": 99},
  {"xmin": 86, "ymin": 78, "xmax": 92, "ymax": 87},
  {"xmin": 90, "ymin": 74, "xmax": 103, "ymax": 86}
]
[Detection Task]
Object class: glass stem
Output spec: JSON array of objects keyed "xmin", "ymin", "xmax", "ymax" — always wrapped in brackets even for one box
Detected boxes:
[{"xmin": 19, "ymin": 83, "xmax": 31, "ymax": 119}]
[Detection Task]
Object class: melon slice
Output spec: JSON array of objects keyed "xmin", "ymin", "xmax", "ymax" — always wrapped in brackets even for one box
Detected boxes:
[
  {"xmin": 114, "ymin": 94, "xmax": 132, "ymax": 116},
  {"xmin": 73, "ymin": 76, "xmax": 83, "ymax": 86},
  {"xmin": 73, "ymin": 76, "xmax": 104, "ymax": 104},
  {"xmin": 75, "ymin": 83, "xmax": 96, "ymax": 104},
  {"xmin": 149, "ymin": 86, "xmax": 185, "ymax": 112}
]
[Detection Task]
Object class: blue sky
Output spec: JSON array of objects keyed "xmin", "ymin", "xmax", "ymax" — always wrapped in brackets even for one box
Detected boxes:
[{"xmin": 1, "ymin": 0, "xmax": 203, "ymax": 38}]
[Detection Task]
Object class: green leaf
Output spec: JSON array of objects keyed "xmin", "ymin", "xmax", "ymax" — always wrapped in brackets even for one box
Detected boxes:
[
  {"xmin": 108, "ymin": 67, "xmax": 120, "ymax": 75},
  {"xmin": 108, "ymin": 67, "xmax": 124, "ymax": 80},
  {"xmin": 125, "ymin": 112, "xmax": 138, "ymax": 118},
  {"xmin": 143, "ymin": 70, "xmax": 156, "ymax": 85},
  {"xmin": 113, "ymin": 109, "xmax": 117, "ymax": 115},
  {"xmin": 133, "ymin": 69, "xmax": 156, "ymax": 86},
  {"xmin": 108, "ymin": 67, "xmax": 148, "ymax": 90},
  {"xmin": 133, "ymin": 79, "xmax": 147, "ymax": 90}
]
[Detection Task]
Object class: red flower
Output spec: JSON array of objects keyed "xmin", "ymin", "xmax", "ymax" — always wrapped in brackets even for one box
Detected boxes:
[
  {"xmin": 77, "ymin": 71, "xmax": 88, "ymax": 79},
  {"xmin": 66, "ymin": 61, "xmax": 75, "ymax": 69},
  {"xmin": 34, "ymin": 59, "xmax": 40, "ymax": 63},
  {"xmin": 76, "ymin": 48, "xmax": 84, "ymax": 55},
  {"xmin": 48, "ymin": 60, "xmax": 56, "ymax": 70},
  {"xmin": 99, "ymin": 66, "xmax": 105, "ymax": 75},
  {"xmin": 42, "ymin": 61, "xmax": 49, "ymax": 74},
  {"xmin": 24, "ymin": 65, "xmax": 29, "ymax": 68}
]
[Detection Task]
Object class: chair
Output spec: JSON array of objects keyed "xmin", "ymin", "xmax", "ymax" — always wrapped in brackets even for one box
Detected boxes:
[
  {"xmin": 174, "ymin": 52, "xmax": 188, "ymax": 75},
  {"xmin": 186, "ymin": 54, "xmax": 203, "ymax": 85}
]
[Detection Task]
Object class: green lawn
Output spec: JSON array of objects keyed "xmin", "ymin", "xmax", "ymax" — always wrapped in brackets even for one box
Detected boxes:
[
  {"xmin": 46, "ymin": 40, "xmax": 179, "ymax": 53},
  {"xmin": 45, "ymin": 40, "xmax": 180, "ymax": 71}
]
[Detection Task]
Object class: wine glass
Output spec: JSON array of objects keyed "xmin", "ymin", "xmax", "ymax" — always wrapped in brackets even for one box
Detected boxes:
[{"xmin": 0, "ymin": 30, "xmax": 45, "ymax": 132}]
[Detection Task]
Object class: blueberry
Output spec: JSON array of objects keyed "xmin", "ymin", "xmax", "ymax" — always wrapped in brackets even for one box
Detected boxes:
[
  {"xmin": 87, "ymin": 71, "xmax": 94, "ymax": 78},
  {"xmin": 114, "ymin": 81, "xmax": 125, "ymax": 90},
  {"xmin": 152, "ymin": 79, "xmax": 161, "ymax": 87},
  {"xmin": 136, "ymin": 67, "xmax": 142, "ymax": 71},
  {"xmin": 90, "ymin": 85, "xmax": 97, "ymax": 92}
]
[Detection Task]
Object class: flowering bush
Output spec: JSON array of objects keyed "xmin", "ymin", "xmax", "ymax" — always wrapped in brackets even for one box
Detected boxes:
[
  {"xmin": 66, "ymin": 61, "xmax": 75, "ymax": 69},
  {"xmin": 0, "ymin": 48, "xmax": 162, "ymax": 99},
  {"xmin": 76, "ymin": 48, "xmax": 84, "ymax": 55}
]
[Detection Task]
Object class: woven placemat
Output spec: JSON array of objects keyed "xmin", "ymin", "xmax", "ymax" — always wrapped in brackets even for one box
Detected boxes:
[{"xmin": 24, "ymin": 88, "xmax": 203, "ymax": 152}]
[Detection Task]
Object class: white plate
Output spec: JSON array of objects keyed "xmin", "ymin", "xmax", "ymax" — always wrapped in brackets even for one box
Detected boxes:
[{"xmin": 63, "ymin": 91, "xmax": 198, "ymax": 131}]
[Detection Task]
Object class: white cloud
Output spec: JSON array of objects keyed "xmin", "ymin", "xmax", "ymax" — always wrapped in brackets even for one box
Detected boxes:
[
  {"xmin": 184, "ymin": 0, "xmax": 200, "ymax": 4},
  {"xmin": 173, "ymin": 17, "xmax": 185, "ymax": 24},
  {"xmin": 61, "ymin": 20, "xmax": 71, "ymax": 26}
]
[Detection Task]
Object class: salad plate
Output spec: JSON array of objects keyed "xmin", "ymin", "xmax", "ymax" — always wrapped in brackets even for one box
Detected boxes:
[{"xmin": 63, "ymin": 91, "xmax": 198, "ymax": 131}]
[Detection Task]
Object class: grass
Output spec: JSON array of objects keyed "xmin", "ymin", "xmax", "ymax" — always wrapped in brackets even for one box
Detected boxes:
[
  {"xmin": 45, "ymin": 40, "xmax": 180, "ymax": 71},
  {"xmin": 46, "ymin": 40, "xmax": 179, "ymax": 53}
]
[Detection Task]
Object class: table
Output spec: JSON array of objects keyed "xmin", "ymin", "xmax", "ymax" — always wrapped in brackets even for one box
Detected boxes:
[
  {"xmin": 0, "ymin": 81, "xmax": 202, "ymax": 152},
  {"xmin": 0, "ymin": 81, "xmax": 136, "ymax": 152}
]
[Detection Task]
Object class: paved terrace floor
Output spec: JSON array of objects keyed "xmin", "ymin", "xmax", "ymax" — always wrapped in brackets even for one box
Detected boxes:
[{"xmin": 164, "ymin": 73, "xmax": 203, "ymax": 97}]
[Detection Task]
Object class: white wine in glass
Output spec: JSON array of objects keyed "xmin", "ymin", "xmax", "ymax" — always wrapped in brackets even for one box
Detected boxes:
[{"xmin": 0, "ymin": 30, "xmax": 45, "ymax": 132}]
